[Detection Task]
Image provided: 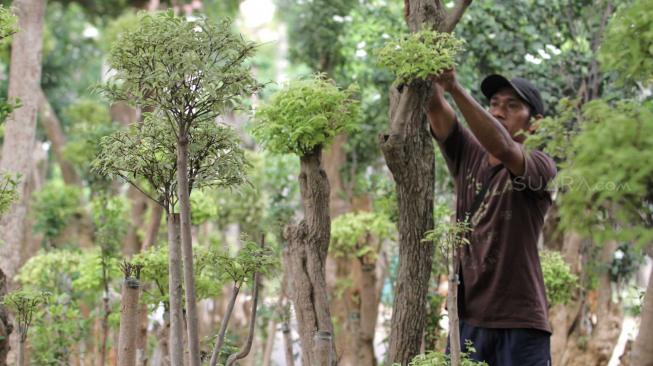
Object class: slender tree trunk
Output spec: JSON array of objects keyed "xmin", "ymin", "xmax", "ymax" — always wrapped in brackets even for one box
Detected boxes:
[
  {"xmin": 175, "ymin": 138, "xmax": 201, "ymax": 366},
  {"xmin": 447, "ymin": 268, "xmax": 461, "ymax": 366},
  {"xmin": 225, "ymin": 273, "xmax": 261, "ymax": 366},
  {"xmin": 167, "ymin": 213, "xmax": 184, "ymax": 366},
  {"xmin": 144, "ymin": 204, "xmax": 164, "ymax": 249},
  {"xmin": 261, "ymin": 317, "xmax": 276, "ymax": 366},
  {"xmin": 0, "ymin": 0, "xmax": 46, "ymax": 282},
  {"xmin": 124, "ymin": 187, "xmax": 148, "ymax": 256},
  {"xmin": 632, "ymin": 264, "xmax": 653, "ymax": 366},
  {"xmin": 357, "ymin": 261, "xmax": 380, "ymax": 366},
  {"xmin": 0, "ymin": 269, "xmax": 11, "ymax": 366},
  {"xmin": 209, "ymin": 285, "xmax": 240, "ymax": 366},
  {"xmin": 284, "ymin": 147, "xmax": 336, "ymax": 365},
  {"xmin": 118, "ymin": 272, "xmax": 142, "ymax": 366},
  {"xmin": 17, "ymin": 339, "xmax": 25, "ymax": 366}
]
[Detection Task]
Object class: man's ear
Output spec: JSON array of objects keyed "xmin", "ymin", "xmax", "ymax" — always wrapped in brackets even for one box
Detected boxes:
[{"xmin": 528, "ymin": 114, "xmax": 544, "ymax": 134}]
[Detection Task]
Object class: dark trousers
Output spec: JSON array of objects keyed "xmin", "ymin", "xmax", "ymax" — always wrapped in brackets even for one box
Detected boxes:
[{"xmin": 448, "ymin": 320, "xmax": 551, "ymax": 366}]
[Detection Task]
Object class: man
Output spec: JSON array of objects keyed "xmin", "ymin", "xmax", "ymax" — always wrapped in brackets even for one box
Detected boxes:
[{"xmin": 428, "ymin": 69, "xmax": 556, "ymax": 366}]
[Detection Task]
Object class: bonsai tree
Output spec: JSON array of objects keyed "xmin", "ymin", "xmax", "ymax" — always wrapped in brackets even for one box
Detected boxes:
[
  {"xmin": 101, "ymin": 11, "xmax": 259, "ymax": 365},
  {"xmin": 93, "ymin": 113, "xmax": 248, "ymax": 364},
  {"xmin": 2, "ymin": 290, "xmax": 49, "ymax": 366},
  {"xmin": 252, "ymin": 74, "xmax": 360, "ymax": 365}
]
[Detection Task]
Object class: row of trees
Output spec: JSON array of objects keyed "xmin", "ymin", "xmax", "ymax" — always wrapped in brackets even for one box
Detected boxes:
[{"xmin": 0, "ymin": 0, "xmax": 651, "ymax": 365}]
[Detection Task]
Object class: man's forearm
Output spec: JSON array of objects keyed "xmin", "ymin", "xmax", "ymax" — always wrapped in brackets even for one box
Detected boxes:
[
  {"xmin": 449, "ymin": 82, "xmax": 515, "ymax": 158},
  {"xmin": 426, "ymin": 83, "xmax": 456, "ymax": 140}
]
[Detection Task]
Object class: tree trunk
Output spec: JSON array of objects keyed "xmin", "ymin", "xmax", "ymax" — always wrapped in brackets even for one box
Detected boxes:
[
  {"xmin": 209, "ymin": 285, "xmax": 240, "ymax": 366},
  {"xmin": 144, "ymin": 204, "xmax": 164, "ymax": 249},
  {"xmin": 282, "ymin": 320, "xmax": 295, "ymax": 366},
  {"xmin": 447, "ymin": 270, "xmax": 461, "ymax": 366},
  {"xmin": 0, "ymin": 0, "xmax": 46, "ymax": 282},
  {"xmin": 175, "ymin": 138, "xmax": 201, "ymax": 366},
  {"xmin": 284, "ymin": 147, "xmax": 336, "ymax": 365},
  {"xmin": 261, "ymin": 317, "xmax": 276, "ymax": 366},
  {"xmin": 17, "ymin": 340, "xmax": 25, "ymax": 366},
  {"xmin": 0, "ymin": 269, "xmax": 11, "ymax": 366},
  {"xmin": 632, "ymin": 264, "xmax": 653, "ymax": 366},
  {"xmin": 357, "ymin": 261, "xmax": 379, "ymax": 366},
  {"xmin": 124, "ymin": 187, "xmax": 148, "ymax": 257},
  {"xmin": 167, "ymin": 213, "xmax": 185, "ymax": 366},
  {"xmin": 118, "ymin": 275, "xmax": 142, "ymax": 366},
  {"xmin": 380, "ymin": 82, "xmax": 435, "ymax": 365},
  {"xmin": 37, "ymin": 88, "xmax": 80, "ymax": 186}
]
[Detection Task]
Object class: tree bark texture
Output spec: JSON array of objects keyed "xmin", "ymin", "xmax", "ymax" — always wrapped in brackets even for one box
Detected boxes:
[
  {"xmin": 175, "ymin": 138, "xmax": 201, "ymax": 366},
  {"xmin": 632, "ymin": 264, "xmax": 653, "ymax": 366},
  {"xmin": 0, "ymin": 269, "xmax": 12, "ymax": 366},
  {"xmin": 284, "ymin": 148, "xmax": 336, "ymax": 366},
  {"xmin": 0, "ymin": 0, "xmax": 46, "ymax": 282},
  {"xmin": 118, "ymin": 276, "xmax": 142, "ymax": 366},
  {"xmin": 448, "ymin": 271, "xmax": 461, "ymax": 366},
  {"xmin": 124, "ymin": 186, "xmax": 148, "ymax": 257},
  {"xmin": 380, "ymin": 82, "xmax": 435, "ymax": 365},
  {"xmin": 167, "ymin": 213, "xmax": 184, "ymax": 366}
]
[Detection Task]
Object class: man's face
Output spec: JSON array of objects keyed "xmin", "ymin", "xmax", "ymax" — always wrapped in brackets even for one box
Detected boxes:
[{"xmin": 488, "ymin": 87, "xmax": 534, "ymax": 143}]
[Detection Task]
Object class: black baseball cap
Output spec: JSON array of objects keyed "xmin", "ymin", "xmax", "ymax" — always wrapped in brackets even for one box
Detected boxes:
[{"xmin": 480, "ymin": 74, "xmax": 545, "ymax": 116}]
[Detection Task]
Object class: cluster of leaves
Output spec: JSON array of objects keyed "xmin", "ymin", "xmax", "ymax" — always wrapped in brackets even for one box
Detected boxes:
[
  {"xmin": 523, "ymin": 98, "xmax": 580, "ymax": 162},
  {"xmin": 330, "ymin": 211, "xmax": 394, "ymax": 259},
  {"xmin": 103, "ymin": 11, "xmax": 260, "ymax": 122},
  {"xmin": 556, "ymin": 99, "xmax": 653, "ymax": 246},
  {"xmin": 1, "ymin": 290, "xmax": 49, "ymax": 341},
  {"xmin": 599, "ymin": 0, "xmax": 653, "ymax": 84},
  {"xmin": 31, "ymin": 181, "xmax": 83, "ymax": 244},
  {"xmin": 395, "ymin": 341, "xmax": 488, "ymax": 366},
  {"xmin": 0, "ymin": 5, "xmax": 16, "ymax": 41},
  {"xmin": 252, "ymin": 75, "xmax": 361, "ymax": 156},
  {"xmin": 94, "ymin": 114, "xmax": 248, "ymax": 208},
  {"xmin": 423, "ymin": 206, "xmax": 471, "ymax": 272},
  {"xmin": 377, "ymin": 30, "xmax": 465, "ymax": 85},
  {"xmin": 0, "ymin": 173, "xmax": 18, "ymax": 216},
  {"xmin": 540, "ymin": 249, "xmax": 578, "ymax": 306}
]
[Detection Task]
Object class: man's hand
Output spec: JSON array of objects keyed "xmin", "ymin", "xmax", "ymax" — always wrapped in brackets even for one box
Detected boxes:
[{"xmin": 432, "ymin": 68, "xmax": 458, "ymax": 93}]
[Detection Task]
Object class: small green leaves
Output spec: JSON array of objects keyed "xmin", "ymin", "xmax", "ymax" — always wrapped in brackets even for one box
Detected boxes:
[
  {"xmin": 252, "ymin": 74, "xmax": 361, "ymax": 156},
  {"xmin": 330, "ymin": 212, "xmax": 395, "ymax": 259},
  {"xmin": 0, "ymin": 5, "xmax": 17, "ymax": 42},
  {"xmin": 540, "ymin": 250, "xmax": 578, "ymax": 306},
  {"xmin": 377, "ymin": 30, "xmax": 465, "ymax": 85}
]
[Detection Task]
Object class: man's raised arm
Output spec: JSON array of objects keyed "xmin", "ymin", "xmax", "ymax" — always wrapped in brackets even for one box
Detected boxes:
[{"xmin": 426, "ymin": 79, "xmax": 457, "ymax": 141}]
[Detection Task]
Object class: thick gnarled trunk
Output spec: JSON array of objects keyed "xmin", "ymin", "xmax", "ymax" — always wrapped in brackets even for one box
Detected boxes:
[
  {"xmin": 0, "ymin": 0, "xmax": 47, "ymax": 281},
  {"xmin": 284, "ymin": 148, "xmax": 336, "ymax": 365},
  {"xmin": 380, "ymin": 83, "xmax": 435, "ymax": 364}
]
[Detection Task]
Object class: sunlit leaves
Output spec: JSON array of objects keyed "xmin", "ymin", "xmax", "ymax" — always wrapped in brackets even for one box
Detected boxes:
[
  {"xmin": 377, "ymin": 30, "xmax": 465, "ymax": 85},
  {"xmin": 252, "ymin": 74, "xmax": 361, "ymax": 156},
  {"xmin": 330, "ymin": 212, "xmax": 395, "ymax": 259}
]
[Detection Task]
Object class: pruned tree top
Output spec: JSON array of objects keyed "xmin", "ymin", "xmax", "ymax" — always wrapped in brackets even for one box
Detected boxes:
[
  {"xmin": 93, "ymin": 113, "xmax": 249, "ymax": 208},
  {"xmin": 252, "ymin": 74, "xmax": 361, "ymax": 156},
  {"xmin": 377, "ymin": 30, "xmax": 465, "ymax": 85},
  {"xmin": 102, "ymin": 10, "xmax": 260, "ymax": 131}
]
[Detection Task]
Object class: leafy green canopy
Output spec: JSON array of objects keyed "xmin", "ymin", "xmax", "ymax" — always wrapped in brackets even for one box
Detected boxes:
[
  {"xmin": 0, "ymin": 5, "xmax": 16, "ymax": 42},
  {"xmin": 599, "ymin": 0, "xmax": 653, "ymax": 84},
  {"xmin": 557, "ymin": 100, "xmax": 653, "ymax": 246},
  {"xmin": 330, "ymin": 212, "xmax": 395, "ymax": 259},
  {"xmin": 540, "ymin": 250, "xmax": 578, "ymax": 306},
  {"xmin": 103, "ymin": 11, "xmax": 260, "ymax": 129},
  {"xmin": 93, "ymin": 114, "xmax": 248, "ymax": 209},
  {"xmin": 377, "ymin": 30, "xmax": 465, "ymax": 85},
  {"xmin": 252, "ymin": 75, "xmax": 361, "ymax": 156}
]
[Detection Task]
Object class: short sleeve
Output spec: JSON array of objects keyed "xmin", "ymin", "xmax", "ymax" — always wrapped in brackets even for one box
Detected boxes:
[
  {"xmin": 432, "ymin": 119, "xmax": 485, "ymax": 179},
  {"xmin": 510, "ymin": 149, "xmax": 557, "ymax": 195}
]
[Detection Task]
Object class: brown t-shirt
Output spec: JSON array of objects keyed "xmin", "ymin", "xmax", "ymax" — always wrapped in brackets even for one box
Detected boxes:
[{"xmin": 436, "ymin": 121, "xmax": 556, "ymax": 333}]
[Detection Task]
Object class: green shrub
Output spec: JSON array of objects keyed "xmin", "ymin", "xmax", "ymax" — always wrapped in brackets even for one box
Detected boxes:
[
  {"xmin": 32, "ymin": 182, "xmax": 83, "ymax": 242},
  {"xmin": 252, "ymin": 74, "xmax": 361, "ymax": 156},
  {"xmin": 377, "ymin": 30, "xmax": 465, "ymax": 85},
  {"xmin": 540, "ymin": 250, "xmax": 578, "ymax": 306},
  {"xmin": 330, "ymin": 212, "xmax": 394, "ymax": 259}
]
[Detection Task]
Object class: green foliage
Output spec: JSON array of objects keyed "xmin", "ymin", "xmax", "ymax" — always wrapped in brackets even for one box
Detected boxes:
[
  {"xmin": 103, "ymin": 11, "xmax": 260, "ymax": 124},
  {"xmin": 599, "ymin": 0, "xmax": 653, "ymax": 84},
  {"xmin": 423, "ymin": 293, "xmax": 446, "ymax": 351},
  {"xmin": 330, "ymin": 212, "xmax": 394, "ymax": 259},
  {"xmin": 377, "ymin": 30, "xmax": 465, "ymax": 85},
  {"xmin": 196, "ymin": 240, "xmax": 278, "ymax": 287},
  {"xmin": 131, "ymin": 245, "xmax": 172, "ymax": 309},
  {"xmin": 31, "ymin": 181, "xmax": 83, "ymax": 244},
  {"xmin": 93, "ymin": 113, "xmax": 249, "ymax": 208},
  {"xmin": 394, "ymin": 341, "xmax": 488, "ymax": 365},
  {"xmin": 252, "ymin": 75, "xmax": 361, "ymax": 156},
  {"xmin": 557, "ymin": 100, "xmax": 653, "ymax": 246},
  {"xmin": 100, "ymin": 11, "xmax": 140, "ymax": 53},
  {"xmin": 0, "ymin": 172, "xmax": 18, "ymax": 216},
  {"xmin": 423, "ymin": 206, "xmax": 471, "ymax": 272},
  {"xmin": 0, "ymin": 5, "xmax": 16, "ymax": 41},
  {"xmin": 540, "ymin": 250, "xmax": 578, "ymax": 306},
  {"xmin": 275, "ymin": 0, "xmax": 357, "ymax": 73},
  {"xmin": 31, "ymin": 300, "xmax": 88, "ymax": 365},
  {"xmin": 2, "ymin": 290, "xmax": 49, "ymax": 341},
  {"xmin": 524, "ymin": 98, "xmax": 580, "ymax": 162}
]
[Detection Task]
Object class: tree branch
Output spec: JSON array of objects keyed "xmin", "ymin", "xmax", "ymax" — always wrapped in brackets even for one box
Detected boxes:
[
  {"xmin": 444, "ymin": 0, "xmax": 473, "ymax": 32},
  {"xmin": 225, "ymin": 271, "xmax": 261, "ymax": 366},
  {"xmin": 208, "ymin": 284, "xmax": 241, "ymax": 366}
]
